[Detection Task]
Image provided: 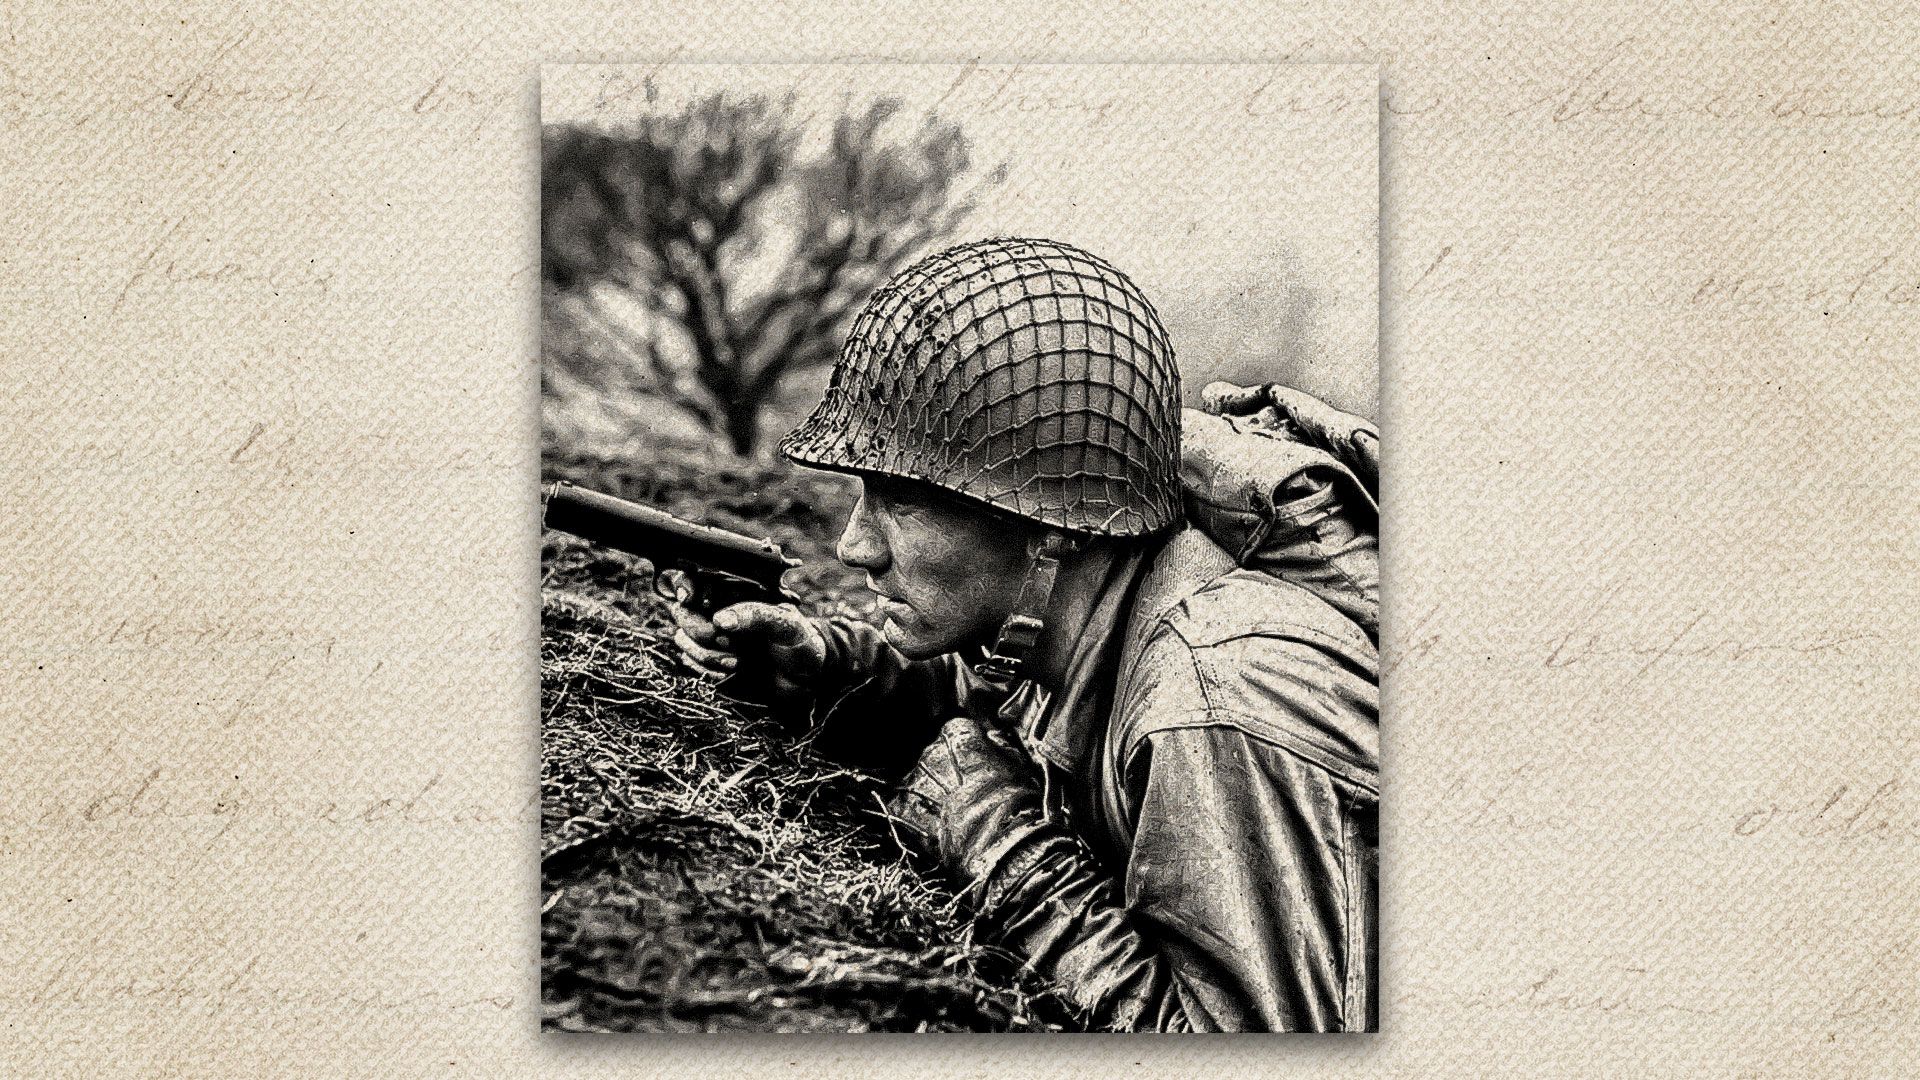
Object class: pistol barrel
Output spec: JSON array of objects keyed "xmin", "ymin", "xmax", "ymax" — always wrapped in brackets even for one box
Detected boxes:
[{"xmin": 542, "ymin": 480, "xmax": 799, "ymax": 587}]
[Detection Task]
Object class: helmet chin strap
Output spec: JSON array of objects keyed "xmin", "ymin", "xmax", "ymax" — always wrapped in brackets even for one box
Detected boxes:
[{"xmin": 976, "ymin": 529, "xmax": 1082, "ymax": 686}]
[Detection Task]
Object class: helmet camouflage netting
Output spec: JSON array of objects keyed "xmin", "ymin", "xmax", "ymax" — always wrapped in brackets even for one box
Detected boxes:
[{"xmin": 779, "ymin": 237, "xmax": 1182, "ymax": 537}]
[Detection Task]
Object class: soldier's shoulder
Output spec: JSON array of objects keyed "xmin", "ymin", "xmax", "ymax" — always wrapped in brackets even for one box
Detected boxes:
[
  {"xmin": 1128, "ymin": 526, "xmax": 1375, "ymax": 660},
  {"xmin": 1117, "ymin": 528, "xmax": 1379, "ymax": 787}
]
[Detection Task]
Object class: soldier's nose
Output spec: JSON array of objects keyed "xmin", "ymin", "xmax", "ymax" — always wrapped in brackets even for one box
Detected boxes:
[
  {"xmin": 836, "ymin": 529, "xmax": 886, "ymax": 572},
  {"xmin": 835, "ymin": 500, "xmax": 888, "ymax": 573}
]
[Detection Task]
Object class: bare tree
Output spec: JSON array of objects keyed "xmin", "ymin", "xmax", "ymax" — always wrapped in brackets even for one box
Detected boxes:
[{"xmin": 543, "ymin": 90, "xmax": 1003, "ymax": 456}]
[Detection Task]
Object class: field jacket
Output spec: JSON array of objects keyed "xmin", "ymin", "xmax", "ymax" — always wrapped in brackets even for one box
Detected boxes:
[{"xmin": 807, "ymin": 519, "xmax": 1379, "ymax": 1032}]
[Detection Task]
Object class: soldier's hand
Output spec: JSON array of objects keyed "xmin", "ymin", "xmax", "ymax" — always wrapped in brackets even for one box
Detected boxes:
[
  {"xmin": 889, "ymin": 716, "xmax": 1045, "ymax": 886},
  {"xmin": 670, "ymin": 600, "xmax": 826, "ymax": 701}
]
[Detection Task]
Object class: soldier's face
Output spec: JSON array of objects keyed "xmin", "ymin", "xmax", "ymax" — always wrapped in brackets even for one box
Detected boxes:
[{"xmin": 835, "ymin": 476, "xmax": 1034, "ymax": 660}]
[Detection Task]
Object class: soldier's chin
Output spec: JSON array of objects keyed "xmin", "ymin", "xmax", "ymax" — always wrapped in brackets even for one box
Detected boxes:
[{"xmin": 880, "ymin": 613, "xmax": 944, "ymax": 661}]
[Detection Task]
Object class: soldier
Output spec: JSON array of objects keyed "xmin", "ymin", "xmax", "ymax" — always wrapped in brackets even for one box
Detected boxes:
[{"xmin": 672, "ymin": 237, "xmax": 1378, "ymax": 1032}]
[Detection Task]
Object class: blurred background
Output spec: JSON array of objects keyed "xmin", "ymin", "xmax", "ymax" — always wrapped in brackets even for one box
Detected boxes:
[{"xmin": 541, "ymin": 63, "xmax": 1378, "ymax": 466}]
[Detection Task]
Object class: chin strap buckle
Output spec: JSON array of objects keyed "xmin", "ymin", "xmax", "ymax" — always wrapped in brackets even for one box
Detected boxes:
[{"xmin": 976, "ymin": 530, "xmax": 1081, "ymax": 686}]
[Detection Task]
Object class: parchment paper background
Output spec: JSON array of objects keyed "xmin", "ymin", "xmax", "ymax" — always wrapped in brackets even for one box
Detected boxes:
[{"xmin": 3, "ymin": 5, "xmax": 1915, "ymax": 1077}]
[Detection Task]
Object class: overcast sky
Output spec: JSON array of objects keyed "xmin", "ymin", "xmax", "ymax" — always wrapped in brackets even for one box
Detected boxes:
[{"xmin": 546, "ymin": 62, "xmax": 1378, "ymax": 419}]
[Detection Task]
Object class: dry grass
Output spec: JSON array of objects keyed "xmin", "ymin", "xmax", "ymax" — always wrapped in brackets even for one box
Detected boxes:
[{"xmin": 540, "ymin": 447, "xmax": 1066, "ymax": 1032}]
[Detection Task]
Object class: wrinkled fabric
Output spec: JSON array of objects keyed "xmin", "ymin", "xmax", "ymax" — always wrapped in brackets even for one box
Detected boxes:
[
  {"xmin": 793, "ymin": 404, "xmax": 1380, "ymax": 1032},
  {"xmin": 1181, "ymin": 408, "xmax": 1378, "ymax": 641},
  {"xmin": 890, "ymin": 716, "xmax": 1052, "ymax": 894},
  {"xmin": 803, "ymin": 524, "xmax": 1378, "ymax": 1031},
  {"xmin": 1199, "ymin": 381, "xmax": 1380, "ymax": 498}
]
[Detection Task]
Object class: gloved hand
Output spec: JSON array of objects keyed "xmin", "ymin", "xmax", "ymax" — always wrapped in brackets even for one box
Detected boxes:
[
  {"xmin": 889, "ymin": 716, "xmax": 1048, "ymax": 891},
  {"xmin": 670, "ymin": 599, "xmax": 827, "ymax": 704}
]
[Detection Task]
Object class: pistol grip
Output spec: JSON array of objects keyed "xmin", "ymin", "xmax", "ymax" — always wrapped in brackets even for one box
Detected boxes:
[{"xmin": 654, "ymin": 565, "xmax": 779, "ymax": 617}]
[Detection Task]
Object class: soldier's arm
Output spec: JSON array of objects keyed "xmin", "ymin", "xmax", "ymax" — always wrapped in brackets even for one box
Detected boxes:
[
  {"xmin": 673, "ymin": 600, "xmax": 981, "ymax": 777},
  {"xmin": 799, "ymin": 616, "xmax": 980, "ymax": 777},
  {"xmin": 974, "ymin": 727, "xmax": 1371, "ymax": 1031},
  {"xmin": 970, "ymin": 633, "xmax": 1377, "ymax": 1031}
]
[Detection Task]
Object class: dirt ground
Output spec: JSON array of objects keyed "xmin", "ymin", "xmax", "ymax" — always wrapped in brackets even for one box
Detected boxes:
[{"xmin": 539, "ymin": 444, "xmax": 1067, "ymax": 1032}]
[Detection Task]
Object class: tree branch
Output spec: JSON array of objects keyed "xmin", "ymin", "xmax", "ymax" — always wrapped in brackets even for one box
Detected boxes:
[{"xmin": 541, "ymin": 95, "xmax": 998, "ymax": 457}]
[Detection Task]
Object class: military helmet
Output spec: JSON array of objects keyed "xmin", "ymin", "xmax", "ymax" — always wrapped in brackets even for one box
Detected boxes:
[{"xmin": 779, "ymin": 236, "xmax": 1182, "ymax": 537}]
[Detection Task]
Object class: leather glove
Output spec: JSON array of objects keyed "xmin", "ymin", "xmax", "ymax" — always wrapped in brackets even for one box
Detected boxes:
[
  {"xmin": 669, "ymin": 599, "xmax": 827, "ymax": 706},
  {"xmin": 892, "ymin": 718, "xmax": 1183, "ymax": 1030},
  {"xmin": 888, "ymin": 716, "xmax": 1048, "ymax": 894}
]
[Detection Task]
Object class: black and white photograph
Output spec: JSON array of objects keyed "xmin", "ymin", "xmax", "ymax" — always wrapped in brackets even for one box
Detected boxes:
[{"xmin": 538, "ymin": 62, "xmax": 1379, "ymax": 1032}]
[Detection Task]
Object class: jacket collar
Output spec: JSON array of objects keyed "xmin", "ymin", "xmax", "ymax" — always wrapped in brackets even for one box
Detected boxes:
[{"xmin": 998, "ymin": 539, "xmax": 1158, "ymax": 774}]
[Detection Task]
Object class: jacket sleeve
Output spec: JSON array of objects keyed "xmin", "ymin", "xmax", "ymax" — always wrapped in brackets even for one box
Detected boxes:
[
  {"xmin": 795, "ymin": 617, "xmax": 982, "ymax": 779},
  {"xmin": 973, "ymin": 635, "xmax": 1378, "ymax": 1032}
]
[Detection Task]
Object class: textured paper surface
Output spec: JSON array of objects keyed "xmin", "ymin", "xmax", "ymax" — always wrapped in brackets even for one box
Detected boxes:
[{"xmin": 3, "ymin": 5, "xmax": 1916, "ymax": 1077}]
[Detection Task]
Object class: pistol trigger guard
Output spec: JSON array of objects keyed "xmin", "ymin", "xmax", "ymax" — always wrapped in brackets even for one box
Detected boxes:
[{"xmin": 654, "ymin": 567, "xmax": 696, "ymax": 606}]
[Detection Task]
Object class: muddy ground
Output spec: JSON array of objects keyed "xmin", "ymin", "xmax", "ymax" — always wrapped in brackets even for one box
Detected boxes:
[{"xmin": 539, "ymin": 446, "xmax": 1066, "ymax": 1032}]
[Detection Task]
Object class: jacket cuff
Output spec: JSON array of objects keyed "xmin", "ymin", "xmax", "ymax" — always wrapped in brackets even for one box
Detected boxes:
[{"xmin": 971, "ymin": 825, "xmax": 1080, "ymax": 919}]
